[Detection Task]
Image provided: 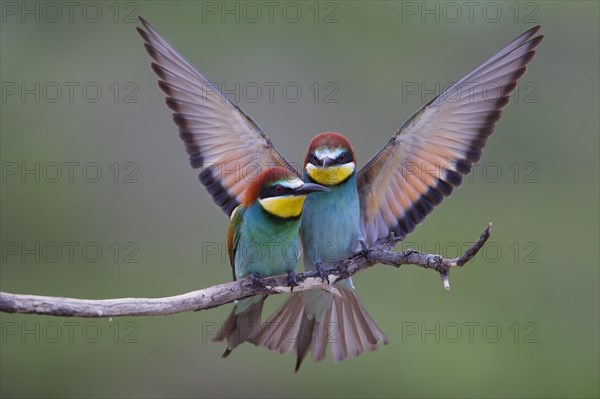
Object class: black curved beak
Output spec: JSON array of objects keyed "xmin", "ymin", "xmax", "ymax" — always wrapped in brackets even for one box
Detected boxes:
[{"xmin": 294, "ymin": 182, "xmax": 329, "ymax": 195}]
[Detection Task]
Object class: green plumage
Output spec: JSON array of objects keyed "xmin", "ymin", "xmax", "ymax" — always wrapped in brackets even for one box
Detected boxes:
[
  {"xmin": 213, "ymin": 199, "xmax": 302, "ymax": 355},
  {"xmin": 230, "ymin": 203, "xmax": 301, "ymax": 281}
]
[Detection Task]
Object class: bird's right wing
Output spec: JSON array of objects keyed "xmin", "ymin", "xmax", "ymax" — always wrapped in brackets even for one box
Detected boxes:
[{"xmin": 137, "ymin": 17, "xmax": 299, "ymax": 216}]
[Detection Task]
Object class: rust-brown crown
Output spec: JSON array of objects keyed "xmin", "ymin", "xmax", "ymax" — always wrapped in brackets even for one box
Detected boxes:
[
  {"xmin": 242, "ymin": 167, "xmax": 300, "ymax": 206},
  {"xmin": 304, "ymin": 132, "xmax": 355, "ymax": 166}
]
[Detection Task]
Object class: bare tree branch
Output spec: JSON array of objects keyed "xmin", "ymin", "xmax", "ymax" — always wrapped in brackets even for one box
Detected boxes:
[{"xmin": 0, "ymin": 224, "xmax": 491, "ymax": 318}]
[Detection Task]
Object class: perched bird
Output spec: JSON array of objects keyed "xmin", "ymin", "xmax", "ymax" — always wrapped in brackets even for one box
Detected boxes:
[
  {"xmin": 255, "ymin": 132, "xmax": 389, "ymax": 371},
  {"xmin": 210, "ymin": 166, "xmax": 328, "ymax": 356},
  {"xmin": 263, "ymin": 25, "xmax": 543, "ymax": 368},
  {"xmin": 137, "ymin": 17, "xmax": 543, "ymax": 367}
]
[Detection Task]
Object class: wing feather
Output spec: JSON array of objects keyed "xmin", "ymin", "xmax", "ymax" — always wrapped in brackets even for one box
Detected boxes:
[
  {"xmin": 358, "ymin": 27, "xmax": 543, "ymax": 244},
  {"xmin": 137, "ymin": 17, "xmax": 299, "ymax": 216}
]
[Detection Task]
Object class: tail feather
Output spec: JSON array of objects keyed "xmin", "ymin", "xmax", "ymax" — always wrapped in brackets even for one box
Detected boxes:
[
  {"xmin": 338, "ymin": 290, "xmax": 362, "ymax": 359},
  {"xmin": 255, "ymin": 293, "xmax": 304, "ymax": 354},
  {"xmin": 329, "ymin": 294, "xmax": 346, "ymax": 362},
  {"xmin": 333, "ymin": 287, "xmax": 386, "ymax": 361},
  {"xmin": 257, "ymin": 286, "xmax": 388, "ymax": 370},
  {"xmin": 310, "ymin": 310, "xmax": 329, "ymax": 363},
  {"xmin": 268, "ymin": 308, "xmax": 297, "ymax": 354},
  {"xmin": 211, "ymin": 295, "xmax": 266, "ymax": 357},
  {"xmin": 294, "ymin": 313, "xmax": 316, "ymax": 372},
  {"xmin": 313, "ymin": 287, "xmax": 388, "ymax": 366},
  {"xmin": 347, "ymin": 287, "xmax": 387, "ymax": 346}
]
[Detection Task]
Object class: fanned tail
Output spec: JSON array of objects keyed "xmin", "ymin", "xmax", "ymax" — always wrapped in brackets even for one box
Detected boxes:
[
  {"xmin": 211, "ymin": 295, "xmax": 267, "ymax": 357},
  {"xmin": 297, "ymin": 286, "xmax": 388, "ymax": 371},
  {"xmin": 256, "ymin": 285, "xmax": 388, "ymax": 371},
  {"xmin": 329, "ymin": 287, "xmax": 389, "ymax": 362}
]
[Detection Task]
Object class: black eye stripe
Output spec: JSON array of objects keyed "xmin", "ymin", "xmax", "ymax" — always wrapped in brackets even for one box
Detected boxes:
[
  {"xmin": 260, "ymin": 183, "xmax": 291, "ymax": 199},
  {"xmin": 332, "ymin": 151, "xmax": 351, "ymax": 165},
  {"xmin": 308, "ymin": 150, "xmax": 353, "ymax": 166}
]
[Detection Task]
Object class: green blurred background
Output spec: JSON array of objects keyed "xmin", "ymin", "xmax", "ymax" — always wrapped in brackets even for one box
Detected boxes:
[{"xmin": 1, "ymin": 1, "xmax": 598, "ymax": 398}]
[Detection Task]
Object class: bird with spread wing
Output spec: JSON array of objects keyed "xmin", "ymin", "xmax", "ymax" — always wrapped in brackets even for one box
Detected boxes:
[{"xmin": 137, "ymin": 17, "xmax": 543, "ymax": 370}]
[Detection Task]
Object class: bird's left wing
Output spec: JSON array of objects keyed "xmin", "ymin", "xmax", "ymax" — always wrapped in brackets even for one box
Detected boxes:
[
  {"xmin": 358, "ymin": 26, "xmax": 543, "ymax": 244},
  {"xmin": 227, "ymin": 205, "xmax": 246, "ymax": 281},
  {"xmin": 137, "ymin": 17, "xmax": 299, "ymax": 216}
]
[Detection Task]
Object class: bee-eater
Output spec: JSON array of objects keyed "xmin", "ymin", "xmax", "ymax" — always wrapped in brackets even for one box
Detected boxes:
[
  {"xmin": 258, "ymin": 28, "xmax": 543, "ymax": 370},
  {"xmin": 211, "ymin": 166, "xmax": 328, "ymax": 356},
  {"xmin": 255, "ymin": 132, "xmax": 389, "ymax": 371},
  {"xmin": 137, "ymin": 17, "xmax": 542, "ymax": 367}
]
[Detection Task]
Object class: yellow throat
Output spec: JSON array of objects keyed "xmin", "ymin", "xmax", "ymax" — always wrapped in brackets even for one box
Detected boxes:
[
  {"xmin": 259, "ymin": 195, "xmax": 306, "ymax": 218},
  {"xmin": 305, "ymin": 162, "xmax": 355, "ymax": 186}
]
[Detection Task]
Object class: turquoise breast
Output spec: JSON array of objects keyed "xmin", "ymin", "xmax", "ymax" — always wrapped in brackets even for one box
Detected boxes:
[
  {"xmin": 235, "ymin": 203, "xmax": 302, "ymax": 279},
  {"xmin": 300, "ymin": 173, "xmax": 362, "ymax": 271}
]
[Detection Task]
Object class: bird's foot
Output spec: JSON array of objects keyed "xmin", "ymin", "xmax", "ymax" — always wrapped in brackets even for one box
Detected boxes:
[
  {"xmin": 358, "ymin": 240, "xmax": 370, "ymax": 258},
  {"xmin": 250, "ymin": 272, "xmax": 263, "ymax": 288},
  {"xmin": 287, "ymin": 270, "xmax": 299, "ymax": 291},
  {"xmin": 315, "ymin": 261, "xmax": 330, "ymax": 284}
]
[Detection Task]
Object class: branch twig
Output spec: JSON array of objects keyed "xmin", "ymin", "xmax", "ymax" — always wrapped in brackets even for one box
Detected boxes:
[{"xmin": 0, "ymin": 224, "xmax": 491, "ymax": 318}]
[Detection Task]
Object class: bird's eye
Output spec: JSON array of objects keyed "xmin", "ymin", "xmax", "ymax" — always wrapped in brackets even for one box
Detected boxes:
[
  {"xmin": 336, "ymin": 152, "xmax": 349, "ymax": 164},
  {"xmin": 309, "ymin": 154, "xmax": 318, "ymax": 164},
  {"xmin": 274, "ymin": 184, "xmax": 285, "ymax": 193}
]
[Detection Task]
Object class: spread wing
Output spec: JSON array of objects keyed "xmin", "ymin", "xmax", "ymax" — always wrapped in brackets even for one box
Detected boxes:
[
  {"xmin": 227, "ymin": 205, "xmax": 246, "ymax": 281},
  {"xmin": 358, "ymin": 26, "xmax": 543, "ymax": 244},
  {"xmin": 137, "ymin": 17, "xmax": 299, "ymax": 216}
]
